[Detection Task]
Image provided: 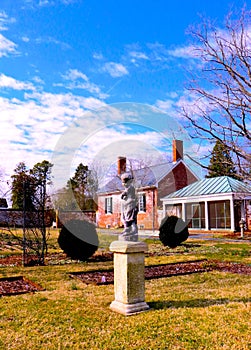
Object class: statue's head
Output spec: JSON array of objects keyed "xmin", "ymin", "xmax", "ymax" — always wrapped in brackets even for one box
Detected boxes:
[{"xmin": 121, "ymin": 172, "xmax": 133, "ymax": 187}]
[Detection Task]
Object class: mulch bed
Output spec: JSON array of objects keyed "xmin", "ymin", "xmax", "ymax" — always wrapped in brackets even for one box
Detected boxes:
[
  {"xmin": 211, "ymin": 260, "xmax": 251, "ymax": 275},
  {"xmin": 69, "ymin": 259, "xmax": 251, "ymax": 285},
  {"xmin": 70, "ymin": 260, "xmax": 208, "ymax": 285},
  {"xmin": 0, "ymin": 251, "xmax": 114, "ymax": 267},
  {"xmin": 0, "ymin": 276, "xmax": 44, "ymax": 296},
  {"xmin": 1, "ymin": 253, "xmax": 251, "ymax": 295}
]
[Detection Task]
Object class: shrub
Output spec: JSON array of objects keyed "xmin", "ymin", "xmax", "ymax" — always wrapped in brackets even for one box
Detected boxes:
[
  {"xmin": 159, "ymin": 215, "xmax": 189, "ymax": 248},
  {"xmin": 58, "ymin": 219, "xmax": 99, "ymax": 261}
]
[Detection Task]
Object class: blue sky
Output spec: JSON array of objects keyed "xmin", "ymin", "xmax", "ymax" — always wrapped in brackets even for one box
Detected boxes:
[{"xmin": 0, "ymin": 0, "xmax": 247, "ymax": 189}]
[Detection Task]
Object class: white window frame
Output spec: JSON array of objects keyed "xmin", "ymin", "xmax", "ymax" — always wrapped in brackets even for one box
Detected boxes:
[
  {"xmin": 138, "ymin": 192, "xmax": 146, "ymax": 212},
  {"xmin": 105, "ymin": 196, "xmax": 113, "ymax": 214}
]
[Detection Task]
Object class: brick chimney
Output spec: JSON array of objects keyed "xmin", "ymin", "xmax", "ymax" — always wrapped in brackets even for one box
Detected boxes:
[
  {"xmin": 117, "ymin": 156, "xmax": 126, "ymax": 175},
  {"xmin": 173, "ymin": 140, "xmax": 183, "ymax": 162}
]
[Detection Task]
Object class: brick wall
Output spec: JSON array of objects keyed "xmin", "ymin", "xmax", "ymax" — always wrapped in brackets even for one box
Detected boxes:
[
  {"xmin": 97, "ymin": 193, "xmax": 122, "ymax": 228},
  {"xmin": 0, "ymin": 209, "xmax": 55, "ymax": 228},
  {"xmin": 137, "ymin": 188, "xmax": 158, "ymax": 230},
  {"xmin": 56, "ymin": 210, "xmax": 96, "ymax": 228},
  {"xmin": 97, "ymin": 161, "xmax": 198, "ymax": 231},
  {"xmin": 157, "ymin": 162, "xmax": 197, "ymax": 207},
  {"xmin": 97, "ymin": 189, "xmax": 159, "ymax": 230}
]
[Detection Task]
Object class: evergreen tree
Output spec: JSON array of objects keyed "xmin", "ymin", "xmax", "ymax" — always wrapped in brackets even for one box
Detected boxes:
[
  {"xmin": 31, "ymin": 160, "xmax": 53, "ymax": 210},
  {"xmin": 53, "ymin": 186, "xmax": 75, "ymax": 210},
  {"xmin": 11, "ymin": 161, "xmax": 53, "ymax": 210},
  {"xmin": 55, "ymin": 163, "xmax": 97, "ymax": 211},
  {"xmin": 206, "ymin": 140, "xmax": 239, "ymax": 179},
  {"xmin": 11, "ymin": 162, "xmax": 35, "ymax": 210},
  {"xmin": 68, "ymin": 163, "xmax": 89, "ymax": 211}
]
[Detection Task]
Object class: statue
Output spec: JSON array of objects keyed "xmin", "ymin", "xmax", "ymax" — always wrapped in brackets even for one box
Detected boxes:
[{"xmin": 120, "ymin": 172, "xmax": 138, "ymax": 241}]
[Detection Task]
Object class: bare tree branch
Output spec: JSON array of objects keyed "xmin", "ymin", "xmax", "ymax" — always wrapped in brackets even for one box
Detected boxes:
[{"xmin": 182, "ymin": 8, "xmax": 251, "ymax": 180}]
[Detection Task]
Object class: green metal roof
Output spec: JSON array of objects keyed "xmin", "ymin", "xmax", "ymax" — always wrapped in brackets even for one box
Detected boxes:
[{"xmin": 162, "ymin": 176, "xmax": 251, "ymax": 200}]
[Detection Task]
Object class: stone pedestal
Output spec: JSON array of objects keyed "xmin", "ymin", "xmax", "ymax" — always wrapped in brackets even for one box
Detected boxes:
[{"xmin": 109, "ymin": 240, "xmax": 150, "ymax": 316}]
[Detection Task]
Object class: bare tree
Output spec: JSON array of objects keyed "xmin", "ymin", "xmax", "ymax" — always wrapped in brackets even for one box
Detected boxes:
[{"xmin": 181, "ymin": 8, "xmax": 251, "ymax": 180}]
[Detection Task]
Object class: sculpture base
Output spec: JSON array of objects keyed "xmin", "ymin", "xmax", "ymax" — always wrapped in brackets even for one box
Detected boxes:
[
  {"xmin": 110, "ymin": 300, "xmax": 150, "ymax": 316},
  {"xmin": 118, "ymin": 234, "xmax": 138, "ymax": 242},
  {"xmin": 109, "ymin": 240, "xmax": 149, "ymax": 316}
]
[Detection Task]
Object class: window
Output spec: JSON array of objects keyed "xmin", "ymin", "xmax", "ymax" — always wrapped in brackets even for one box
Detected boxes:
[
  {"xmin": 165, "ymin": 204, "xmax": 182, "ymax": 218},
  {"xmin": 105, "ymin": 197, "xmax": 113, "ymax": 214},
  {"xmin": 209, "ymin": 201, "xmax": 230, "ymax": 229},
  {"xmin": 138, "ymin": 193, "xmax": 146, "ymax": 212},
  {"xmin": 186, "ymin": 202, "xmax": 205, "ymax": 229}
]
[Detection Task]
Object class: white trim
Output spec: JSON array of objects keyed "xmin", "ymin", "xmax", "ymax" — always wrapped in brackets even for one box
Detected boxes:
[
  {"xmin": 205, "ymin": 201, "xmax": 209, "ymax": 230},
  {"xmin": 182, "ymin": 202, "xmax": 186, "ymax": 222},
  {"xmin": 163, "ymin": 195, "xmax": 237, "ymax": 231},
  {"xmin": 138, "ymin": 192, "xmax": 146, "ymax": 213},
  {"xmin": 230, "ymin": 195, "xmax": 235, "ymax": 231},
  {"xmin": 105, "ymin": 196, "xmax": 113, "ymax": 214},
  {"xmin": 161, "ymin": 191, "xmax": 251, "ymax": 205}
]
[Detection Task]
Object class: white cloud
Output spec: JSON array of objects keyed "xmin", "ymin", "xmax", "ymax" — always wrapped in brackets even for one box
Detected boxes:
[
  {"xmin": 38, "ymin": 0, "xmax": 50, "ymax": 6},
  {"xmin": 0, "ymin": 90, "xmax": 108, "ymax": 178},
  {"xmin": 0, "ymin": 33, "xmax": 17, "ymax": 57},
  {"xmin": 155, "ymin": 94, "xmax": 181, "ymax": 119},
  {"xmin": 63, "ymin": 68, "xmax": 88, "ymax": 81},
  {"xmin": 35, "ymin": 36, "xmax": 71, "ymax": 50},
  {"xmin": 0, "ymin": 74, "xmax": 35, "ymax": 91},
  {"xmin": 103, "ymin": 62, "xmax": 129, "ymax": 78},
  {"xmin": 129, "ymin": 51, "xmax": 149, "ymax": 60},
  {"xmin": 60, "ymin": 0, "xmax": 78, "ymax": 5},
  {"xmin": 61, "ymin": 68, "xmax": 108, "ymax": 98},
  {"xmin": 147, "ymin": 42, "xmax": 170, "ymax": 62},
  {"xmin": 168, "ymin": 22, "xmax": 251, "ymax": 62},
  {"xmin": 93, "ymin": 52, "xmax": 104, "ymax": 60},
  {"xmin": 71, "ymin": 126, "xmax": 169, "ymax": 183},
  {"xmin": 32, "ymin": 75, "xmax": 45, "ymax": 85},
  {"xmin": 26, "ymin": 91, "xmax": 107, "ymax": 112},
  {"xmin": 21, "ymin": 36, "xmax": 30, "ymax": 42},
  {"xmin": 176, "ymin": 88, "xmax": 222, "ymax": 121},
  {"xmin": 128, "ymin": 50, "xmax": 149, "ymax": 66},
  {"xmin": 25, "ymin": 0, "xmax": 76, "ymax": 8},
  {"xmin": 168, "ymin": 45, "xmax": 197, "ymax": 58},
  {"xmin": 0, "ymin": 11, "xmax": 9, "ymax": 31},
  {"xmin": 0, "ymin": 11, "xmax": 15, "ymax": 31},
  {"xmin": 155, "ymin": 99, "xmax": 174, "ymax": 112}
]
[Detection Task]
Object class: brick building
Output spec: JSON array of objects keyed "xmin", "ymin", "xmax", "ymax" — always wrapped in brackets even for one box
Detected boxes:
[{"xmin": 97, "ymin": 140, "xmax": 199, "ymax": 230}]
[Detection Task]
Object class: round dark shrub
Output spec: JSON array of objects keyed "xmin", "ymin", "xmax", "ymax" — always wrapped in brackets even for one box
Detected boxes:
[
  {"xmin": 58, "ymin": 219, "xmax": 99, "ymax": 261},
  {"xmin": 159, "ymin": 215, "xmax": 189, "ymax": 248}
]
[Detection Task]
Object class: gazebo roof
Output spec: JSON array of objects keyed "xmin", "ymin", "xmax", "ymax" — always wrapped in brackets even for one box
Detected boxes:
[{"xmin": 161, "ymin": 176, "xmax": 251, "ymax": 200}]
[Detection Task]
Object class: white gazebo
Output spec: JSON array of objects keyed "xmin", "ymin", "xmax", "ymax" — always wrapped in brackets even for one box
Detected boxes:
[{"xmin": 161, "ymin": 176, "xmax": 251, "ymax": 232}]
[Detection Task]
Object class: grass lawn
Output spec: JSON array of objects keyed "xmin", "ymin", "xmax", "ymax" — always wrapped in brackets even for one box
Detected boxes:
[{"xmin": 0, "ymin": 229, "xmax": 251, "ymax": 349}]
